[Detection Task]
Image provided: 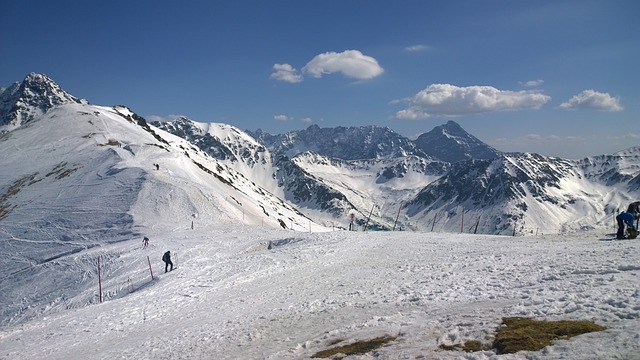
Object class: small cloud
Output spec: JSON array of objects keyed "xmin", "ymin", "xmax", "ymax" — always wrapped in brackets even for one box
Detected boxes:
[
  {"xmin": 273, "ymin": 114, "xmax": 290, "ymax": 122},
  {"xmin": 490, "ymin": 134, "xmax": 596, "ymax": 158},
  {"xmin": 525, "ymin": 134, "xmax": 543, "ymax": 140},
  {"xmin": 270, "ymin": 63, "xmax": 303, "ymax": 83},
  {"xmin": 607, "ymin": 133, "xmax": 640, "ymax": 140},
  {"xmin": 520, "ymin": 79, "xmax": 544, "ymax": 87},
  {"xmin": 302, "ymin": 50, "xmax": 384, "ymax": 80},
  {"xmin": 492, "ymin": 134, "xmax": 587, "ymax": 145},
  {"xmin": 405, "ymin": 44, "xmax": 431, "ymax": 52},
  {"xmin": 395, "ymin": 84, "xmax": 551, "ymax": 120},
  {"xmin": 559, "ymin": 89, "xmax": 623, "ymax": 111},
  {"xmin": 300, "ymin": 117, "xmax": 313, "ymax": 124}
]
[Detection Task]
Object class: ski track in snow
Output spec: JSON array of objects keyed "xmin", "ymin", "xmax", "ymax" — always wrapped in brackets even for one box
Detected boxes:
[{"xmin": 0, "ymin": 228, "xmax": 638, "ymax": 360}]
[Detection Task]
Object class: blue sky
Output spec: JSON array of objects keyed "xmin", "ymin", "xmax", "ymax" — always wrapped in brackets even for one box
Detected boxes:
[{"xmin": 1, "ymin": 0, "xmax": 637, "ymax": 159}]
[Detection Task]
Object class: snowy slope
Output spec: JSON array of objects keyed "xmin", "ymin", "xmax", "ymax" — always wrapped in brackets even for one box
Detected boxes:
[
  {"xmin": 0, "ymin": 103, "xmax": 318, "ymax": 327},
  {"xmin": 406, "ymin": 151, "xmax": 640, "ymax": 235},
  {"xmin": 159, "ymin": 116, "xmax": 640, "ymax": 235},
  {"xmin": 153, "ymin": 118, "xmax": 441, "ymax": 228},
  {"xmin": 0, "ymin": 227, "xmax": 638, "ymax": 359},
  {"xmin": 151, "ymin": 117, "xmax": 279, "ymax": 194},
  {"xmin": 290, "ymin": 152, "xmax": 447, "ymax": 229}
]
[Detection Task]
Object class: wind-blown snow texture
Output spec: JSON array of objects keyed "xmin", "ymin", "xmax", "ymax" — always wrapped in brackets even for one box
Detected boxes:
[{"xmin": 0, "ymin": 73, "xmax": 639, "ymax": 359}]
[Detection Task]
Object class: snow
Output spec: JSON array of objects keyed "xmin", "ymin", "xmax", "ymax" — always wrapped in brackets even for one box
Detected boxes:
[
  {"xmin": 1, "ymin": 103, "xmax": 639, "ymax": 359},
  {"xmin": 1, "ymin": 228, "xmax": 639, "ymax": 359}
]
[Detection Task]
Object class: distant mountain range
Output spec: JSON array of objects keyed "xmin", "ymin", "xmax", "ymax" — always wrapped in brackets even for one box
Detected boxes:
[{"xmin": 2, "ymin": 73, "xmax": 640, "ymax": 237}]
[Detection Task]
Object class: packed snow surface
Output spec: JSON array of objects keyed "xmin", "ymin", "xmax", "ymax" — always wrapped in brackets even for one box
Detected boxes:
[{"xmin": 0, "ymin": 227, "xmax": 638, "ymax": 359}]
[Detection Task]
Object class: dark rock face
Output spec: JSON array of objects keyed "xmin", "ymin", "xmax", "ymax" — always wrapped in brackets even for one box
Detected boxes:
[
  {"xmin": 414, "ymin": 120, "xmax": 501, "ymax": 163},
  {"xmin": 1, "ymin": 73, "xmax": 85, "ymax": 132}
]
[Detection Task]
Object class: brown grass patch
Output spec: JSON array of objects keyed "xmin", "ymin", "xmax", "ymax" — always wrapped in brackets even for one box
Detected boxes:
[
  {"xmin": 493, "ymin": 317, "xmax": 606, "ymax": 354},
  {"xmin": 311, "ymin": 336, "xmax": 396, "ymax": 358},
  {"xmin": 440, "ymin": 317, "xmax": 606, "ymax": 355}
]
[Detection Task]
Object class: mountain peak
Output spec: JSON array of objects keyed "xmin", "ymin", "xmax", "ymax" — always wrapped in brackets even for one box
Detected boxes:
[
  {"xmin": 257, "ymin": 124, "xmax": 427, "ymax": 160},
  {"xmin": 414, "ymin": 120, "xmax": 501, "ymax": 162},
  {"xmin": 24, "ymin": 72, "xmax": 53, "ymax": 84},
  {"xmin": 441, "ymin": 120, "xmax": 464, "ymax": 132},
  {"xmin": 0, "ymin": 73, "xmax": 86, "ymax": 133}
]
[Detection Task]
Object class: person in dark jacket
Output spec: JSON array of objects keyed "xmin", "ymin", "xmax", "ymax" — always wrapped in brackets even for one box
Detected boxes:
[
  {"xmin": 626, "ymin": 201, "xmax": 640, "ymax": 215},
  {"xmin": 162, "ymin": 251, "xmax": 173, "ymax": 272},
  {"xmin": 616, "ymin": 211, "xmax": 636, "ymax": 239}
]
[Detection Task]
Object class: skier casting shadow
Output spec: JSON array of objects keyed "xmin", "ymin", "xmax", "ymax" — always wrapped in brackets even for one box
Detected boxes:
[{"xmin": 162, "ymin": 251, "xmax": 173, "ymax": 272}]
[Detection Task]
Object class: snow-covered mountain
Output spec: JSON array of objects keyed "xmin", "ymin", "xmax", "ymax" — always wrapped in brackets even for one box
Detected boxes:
[
  {"xmin": 249, "ymin": 124, "xmax": 428, "ymax": 160},
  {"xmin": 1, "ymin": 73, "xmax": 639, "ymax": 359},
  {"xmin": 405, "ymin": 151, "xmax": 634, "ymax": 234},
  {"xmin": 154, "ymin": 117, "xmax": 451, "ymax": 229},
  {"xmin": 0, "ymin": 77, "xmax": 319, "ymax": 326},
  {"xmin": 4, "ymin": 73, "xmax": 640, "ymax": 236},
  {"xmin": 156, "ymin": 119, "xmax": 640, "ymax": 235},
  {"xmin": 0, "ymin": 73, "xmax": 87, "ymax": 133}
]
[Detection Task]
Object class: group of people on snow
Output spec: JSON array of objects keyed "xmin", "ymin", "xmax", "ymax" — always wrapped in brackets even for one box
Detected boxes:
[
  {"xmin": 142, "ymin": 236, "xmax": 174, "ymax": 272},
  {"xmin": 616, "ymin": 201, "xmax": 639, "ymax": 240}
]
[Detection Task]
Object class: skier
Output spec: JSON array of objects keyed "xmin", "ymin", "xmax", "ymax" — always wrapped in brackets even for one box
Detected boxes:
[
  {"xmin": 627, "ymin": 201, "xmax": 640, "ymax": 215},
  {"xmin": 162, "ymin": 251, "xmax": 173, "ymax": 272},
  {"xmin": 143, "ymin": 236, "xmax": 149, "ymax": 248},
  {"xmin": 615, "ymin": 210, "xmax": 637, "ymax": 239}
]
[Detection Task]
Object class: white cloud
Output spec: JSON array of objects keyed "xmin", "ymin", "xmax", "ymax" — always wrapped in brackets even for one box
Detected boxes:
[
  {"xmin": 270, "ymin": 63, "xmax": 303, "ymax": 83},
  {"xmin": 522, "ymin": 134, "xmax": 585, "ymax": 142},
  {"xmin": 302, "ymin": 50, "xmax": 384, "ymax": 80},
  {"xmin": 273, "ymin": 114, "xmax": 289, "ymax": 122},
  {"xmin": 520, "ymin": 79, "xmax": 544, "ymax": 87},
  {"xmin": 559, "ymin": 89, "xmax": 623, "ymax": 111},
  {"xmin": 405, "ymin": 44, "xmax": 431, "ymax": 52},
  {"xmin": 607, "ymin": 133, "xmax": 640, "ymax": 140},
  {"xmin": 395, "ymin": 84, "xmax": 551, "ymax": 120},
  {"xmin": 300, "ymin": 117, "xmax": 313, "ymax": 124}
]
